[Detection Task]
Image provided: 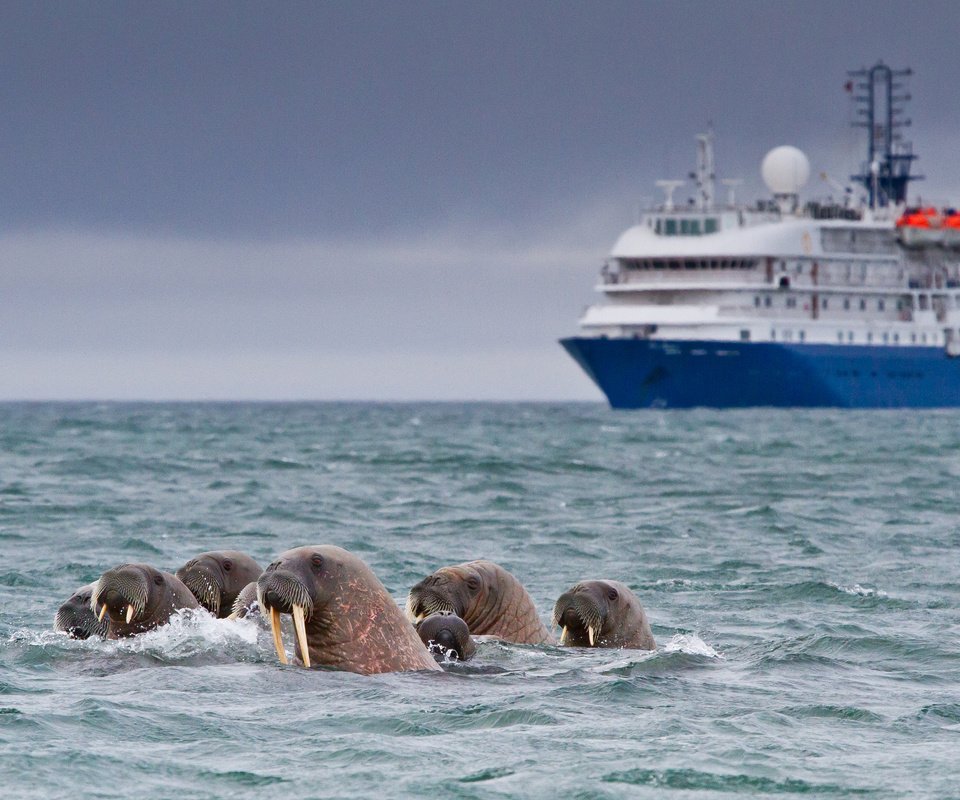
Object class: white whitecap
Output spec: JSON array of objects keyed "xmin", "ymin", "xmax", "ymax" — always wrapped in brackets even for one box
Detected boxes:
[{"xmin": 663, "ymin": 633, "xmax": 724, "ymax": 659}]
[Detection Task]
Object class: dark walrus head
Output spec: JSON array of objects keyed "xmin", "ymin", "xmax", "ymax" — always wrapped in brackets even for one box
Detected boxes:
[
  {"xmin": 92, "ymin": 563, "xmax": 200, "ymax": 638},
  {"xmin": 175, "ymin": 550, "xmax": 263, "ymax": 618},
  {"xmin": 416, "ymin": 611, "xmax": 475, "ymax": 661},
  {"xmin": 257, "ymin": 545, "xmax": 441, "ymax": 674},
  {"xmin": 552, "ymin": 580, "xmax": 656, "ymax": 650},
  {"xmin": 227, "ymin": 580, "xmax": 260, "ymax": 619},
  {"xmin": 54, "ymin": 582, "xmax": 108, "ymax": 640}
]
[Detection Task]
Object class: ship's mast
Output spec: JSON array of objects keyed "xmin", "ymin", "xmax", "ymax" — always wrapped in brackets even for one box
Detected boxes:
[
  {"xmin": 694, "ymin": 130, "xmax": 715, "ymax": 211},
  {"xmin": 848, "ymin": 61, "xmax": 922, "ymax": 207}
]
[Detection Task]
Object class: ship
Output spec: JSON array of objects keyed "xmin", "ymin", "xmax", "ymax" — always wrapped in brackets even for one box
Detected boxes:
[{"xmin": 561, "ymin": 62, "xmax": 960, "ymax": 408}]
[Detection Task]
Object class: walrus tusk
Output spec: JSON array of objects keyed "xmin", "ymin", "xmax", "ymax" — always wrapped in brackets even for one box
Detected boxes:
[
  {"xmin": 560, "ymin": 626, "xmax": 568, "ymax": 645},
  {"xmin": 125, "ymin": 605, "xmax": 134, "ymax": 624},
  {"xmin": 98, "ymin": 604, "xmax": 107, "ymax": 622},
  {"xmin": 269, "ymin": 607, "xmax": 288, "ymax": 665},
  {"xmin": 588, "ymin": 626, "xmax": 596, "ymax": 647},
  {"xmin": 292, "ymin": 604, "xmax": 310, "ymax": 669}
]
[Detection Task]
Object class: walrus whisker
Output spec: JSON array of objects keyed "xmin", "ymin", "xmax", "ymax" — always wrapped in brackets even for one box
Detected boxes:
[
  {"xmin": 268, "ymin": 607, "xmax": 288, "ymax": 665},
  {"xmin": 292, "ymin": 604, "xmax": 310, "ymax": 668}
]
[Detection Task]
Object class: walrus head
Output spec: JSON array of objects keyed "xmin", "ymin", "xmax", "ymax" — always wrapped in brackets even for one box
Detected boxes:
[
  {"xmin": 54, "ymin": 582, "xmax": 108, "ymax": 640},
  {"xmin": 405, "ymin": 563, "xmax": 487, "ymax": 623},
  {"xmin": 91, "ymin": 563, "xmax": 199, "ymax": 637},
  {"xmin": 552, "ymin": 580, "xmax": 655, "ymax": 650},
  {"xmin": 175, "ymin": 551, "xmax": 263, "ymax": 618},
  {"xmin": 227, "ymin": 580, "xmax": 260, "ymax": 620},
  {"xmin": 257, "ymin": 547, "xmax": 342, "ymax": 669},
  {"xmin": 416, "ymin": 611, "xmax": 475, "ymax": 661},
  {"xmin": 257, "ymin": 545, "xmax": 441, "ymax": 674}
]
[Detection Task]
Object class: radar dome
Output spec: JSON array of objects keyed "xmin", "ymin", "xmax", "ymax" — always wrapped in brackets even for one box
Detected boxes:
[{"xmin": 761, "ymin": 146, "xmax": 811, "ymax": 195}]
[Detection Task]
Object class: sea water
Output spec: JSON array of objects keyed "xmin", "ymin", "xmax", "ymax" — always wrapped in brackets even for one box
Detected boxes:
[{"xmin": 1, "ymin": 402, "xmax": 958, "ymax": 798}]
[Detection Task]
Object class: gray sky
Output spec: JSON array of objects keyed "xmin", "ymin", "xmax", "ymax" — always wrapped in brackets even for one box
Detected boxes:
[{"xmin": 2, "ymin": 1, "xmax": 958, "ymax": 400}]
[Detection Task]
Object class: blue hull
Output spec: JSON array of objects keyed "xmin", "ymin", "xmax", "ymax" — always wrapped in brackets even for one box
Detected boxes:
[{"xmin": 561, "ymin": 337, "xmax": 960, "ymax": 408}]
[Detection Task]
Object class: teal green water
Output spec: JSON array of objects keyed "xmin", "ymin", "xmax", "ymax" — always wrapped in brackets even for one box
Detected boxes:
[{"xmin": 2, "ymin": 403, "xmax": 959, "ymax": 798}]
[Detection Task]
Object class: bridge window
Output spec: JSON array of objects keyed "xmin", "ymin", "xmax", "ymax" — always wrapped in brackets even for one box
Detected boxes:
[
  {"xmin": 705, "ymin": 218, "xmax": 718, "ymax": 233},
  {"xmin": 664, "ymin": 219, "xmax": 677, "ymax": 236}
]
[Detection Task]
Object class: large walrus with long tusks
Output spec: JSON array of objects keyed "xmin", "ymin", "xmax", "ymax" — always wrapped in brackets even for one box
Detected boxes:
[
  {"xmin": 552, "ymin": 580, "xmax": 655, "ymax": 650},
  {"xmin": 92, "ymin": 563, "xmax": 200, "ymax": 639},
  {"xmin": 406, "ymin": 560, "xmax": 555, "ymax": 645},
  {"xmin": 257, "ymin": 545, "xmax": 441, "ymax": 674},
  {"xmin": 175, "ymin": 550, "xmax": 263, "ymax": 618},
  {"xmin": 54, "ymin": 582, "xmax": 108, "ymax": 640}
]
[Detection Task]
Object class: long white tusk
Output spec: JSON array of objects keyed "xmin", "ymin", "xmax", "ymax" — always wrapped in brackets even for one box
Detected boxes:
[
  {"xmin": 588, "ymin": 626, "xmax": 596, "ymax": 647},
  {"xmin": 98, "ymin": 604, "xmax": 107, "ymax": 622},
  {"xmin": 292, "ymin": 605, "xmax": 310, "ymax": 669},
  {"xmin": 269, "ymin": 607, "xmax": 288, "ymax": 665},
  {"xmin": 560, "ymin": 625, "xmax": 568, "ymax": 645},
  {"xmin": 125, "ymin": 605, "xmax": 134, "ymax": 624}
]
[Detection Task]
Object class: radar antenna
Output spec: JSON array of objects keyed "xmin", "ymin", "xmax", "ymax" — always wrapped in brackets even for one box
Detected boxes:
[
  {"xmin": 848, "ymin": 61, "xmax": 922, "ymax": 207},
  {"xmin": 655, "ymin": 180, "xmax": 685, "ymax": 212}
]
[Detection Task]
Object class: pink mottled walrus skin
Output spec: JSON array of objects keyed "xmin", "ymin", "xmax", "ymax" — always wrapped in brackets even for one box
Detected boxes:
[{"xmin": 406, "ymin": 560, "xmax": 556, "ymax": 645}]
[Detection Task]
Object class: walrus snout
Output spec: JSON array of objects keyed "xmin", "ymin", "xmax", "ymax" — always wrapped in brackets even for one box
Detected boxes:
[
  {"xmin": 552, "ymin": 589, "xmax": 606, "ymax": 647},
  {"xmin": 175, "ymin": 564, "xmax": 224, "ymax": 616},
  {"xmin": 54, "ymin": 585, "xmax": 108, "ymax": 640},
  {"xmin": 92, "ymin": 568, "xmax": 149, "ymax": 626},
  {"xmin": 416, "ymin": 612, "xmax": 475, "ymax": 661},
  {"xmin": 257, "ymin": 569, "xmax": 315, "ymax": 668}
]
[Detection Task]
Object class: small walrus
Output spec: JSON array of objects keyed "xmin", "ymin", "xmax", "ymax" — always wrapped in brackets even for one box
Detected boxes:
[
  {"xmin": 406, "ymin": 560, "xmax": 555, "ymax": 645},
  {"xmin": 92, "ymin": 563, "xmax": 200, "ymax": 639},
  {"xmin": 175, "ymin": 550, "xmax": 263, "ymax": 618},
  {"xmin": 54, "ymin": 582, "xmax": 108, "ymax": 640},
  {"xmin": 257, "ymin": 545, "xmax": 440, "ymax": 674},
  {"xmin": 227, "ymin": 581, "xmax": 260, "ymax": 619},
  {"xmin": 416, "ymin": 612, "xmax": 475, "ymax": 661},
  {"xmin": 552, "ymin": 580, "xmax": 655, "ymax": 650}
]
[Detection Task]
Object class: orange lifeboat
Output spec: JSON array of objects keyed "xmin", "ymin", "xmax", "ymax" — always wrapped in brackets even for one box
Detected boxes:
[
  {"xmin": 943, "ymin": 211, "xmax": 960, "ymax": 248},
  {"xmin": 896, "ymin": 207, "xmax": 943, "ymax": 247}
]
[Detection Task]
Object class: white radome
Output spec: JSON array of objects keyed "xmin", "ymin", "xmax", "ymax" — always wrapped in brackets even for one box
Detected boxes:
[{"xmin": 761, "ymin": 145, "xmax": 811, "ymax": 195}]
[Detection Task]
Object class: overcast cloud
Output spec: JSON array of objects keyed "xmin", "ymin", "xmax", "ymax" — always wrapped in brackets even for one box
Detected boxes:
[{"xmin": 2, "ymin": 1, "xmax": 958, "ymax": 399}]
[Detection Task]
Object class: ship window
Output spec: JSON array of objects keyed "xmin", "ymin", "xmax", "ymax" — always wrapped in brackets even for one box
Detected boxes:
[
  {"xmin": 893, "ymin": 333, "xmax": 899, "ymax": 343},
  {"xmin": 838, "ymin": 331, "xmax": 844, "ymax": 342},
  {"xmin": 653, "ymin": 260, "xmax": 665, "ymax": 270},
  {"xmin": 684, "ymin": 260, "xmax": 697, "ymax": 270},
  {"xmin": 690, "ymin": 220, "xmax": 701, "ymax": 235},
  {"xmin": 740, "ymin": 329, "xmax": 750, "ymax": 341},
  {"xmin": 911, "ymin": 333, "xmax": 917, "ymax": 343},
  {"xmin": 859, "ymin": 299, "xmax": 866, "ymax": 311},
  {"xmin": 786, "ymin": 297, "xmax": 797, "ymax": 308},
  {"xmin": 796, "ymin": 262, "xmax": 803, "ymax": 275},
  {"xmin": 843, "ymin": 298, "xmax": 851, "ymax": 310},
  {"xmin": 922, "ymin": 333, "xmax": 927, "ymax": 343},
  {"xmin": 669, "ymin": 260, "xmax": 680, "ymax": 270},
  {"xmin": 754, "ymin": 296, "xmax": 761, "ymax": 307},
  {"xmin": 770, "ymin": 329, "xmax": 776, "ymax": 340},
  {"xmin": 822, "ymin": 298, "xmax": 829, "ymax": 310},
  {"xmin": 655, "ymin": 219, "xmax": 662, "ymax": 234},
  {"xmin": 867, "ymin": 332, "xmax": 873, "ymax": 343},
  {"xmin": 764, "ymin": 296, "xmax": 772, "ymax": 307},
  {"xmin": 664, "ymin": 219, "xmax": 677, "ymax": 235},
  {"xmin": 882, "ymin": 332, "xmax": 889, "ymax": 343},
  {"xmin": 878, "ymin": 299, "xmax": 885, "ymax": 311},
  {"xmin": 705, "ymin": 218, "xmax": 718, "ymax": 234},
  {"xmin": 799, "ymin": 330, "xmax": 806, "ymax": 342},
  {"xmin": 848, "ymin": 331, "xmax": 854, "ymax": 342},
  {"xmin": 680, "ymin": 220, "xmax": 691, "ymax": 235},
  {"xmin": 779, "ymin": 276, "xmax": 790, "ymax": 289}
]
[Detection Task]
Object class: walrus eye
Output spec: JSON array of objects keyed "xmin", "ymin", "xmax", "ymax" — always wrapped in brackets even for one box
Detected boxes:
[
  {"xmin": 607, "ymin": 587, "xmax": 619, "ymax": 601},
  {"xmin": 223, "ymin": 559, "xmax": 233, "ymax": 572},
  {"xmin": 154, "ymin": 575, "xmax": 164, "ymax": 586},
  {"xmin": 311, "ymin": 555, "xmax": 324, "ymax": 570},
  {"xmin": 466, "ymin": 575, "xmax": 480, "ymax": 592}
]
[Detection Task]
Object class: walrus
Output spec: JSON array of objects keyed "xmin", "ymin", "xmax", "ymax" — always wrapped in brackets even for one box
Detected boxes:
[
  {"xmin": 552, "ymin": 580, "xmax": 655, "ymax": 650},
  {"xmin": 256, "ymin": 545, "xmax": 440, "ymax": 674},
  {"xmin": 406, "ymin": 560, "xmax": 555, "ymax": 645},
  {"xmin": 227, "ymin": 580, "xmax": 260, "ymax": 619},
  {"xmin": 91, "ymin": 563, "xmax": 200, "ymax": 639},
  {"xmin": 175, "ymin": 550, "xmax": 263, "ymax": 618},
  {"xmin": 54, "ymin": 582, "xmax": 108, "ymax": 640},
  {"xmin": 416, "ymin": 611, "xmax": 475, "ymax": 661}
]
